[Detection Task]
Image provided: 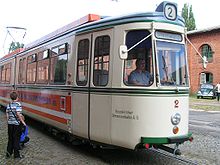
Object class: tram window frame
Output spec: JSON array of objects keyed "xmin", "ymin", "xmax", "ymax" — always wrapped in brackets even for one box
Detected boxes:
[
  {"xmin": 36, "ymin": 50, "xmax": 49, "ymax": 84},
  {"xmin": 0, "ymin": 65, "xmax": 5, "ymax": 83},
  {"xmin": 0, "ymin": 66, "xmax": 1, "ymax": 83},
  {"xmin": 27, "ymin": 54, "xmax": 37, "ymax": 84},
  {"xmin": 18, "ymin": 59, "xmax": 23, "ymax": 84},
  {"xmin": 93, "ymin": 35, "xmax": 110, "ymax": 87},
  {"xmin": 76, "ymin": 39, "xmax": 89, "ymax": 86},
  {"xmin": 0, "ymin": 63, "xmax": 11, "ymax": 84},
  {"xmin": 5, "ymin": 63, "xmax": 11, "ymax": 83},
  {"xmin": 50, "ymin": 43, "xmax": 68, "ymax": 85},
  {"xmin": 18, "ymin": 58, "xmax": 27, "ymax": 84},
  {"xmin": 123, "ymin": 30, "xmax": 153, "ymax": 86},
  {"xmin": 156, "ymin": 41, "xmax": 188, "ymax": 86}
]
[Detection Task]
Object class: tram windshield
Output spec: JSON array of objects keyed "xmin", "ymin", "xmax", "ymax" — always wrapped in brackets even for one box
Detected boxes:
[{"xmin": 156, "ymin": 41, "xmax": 188, "ymax": 86}]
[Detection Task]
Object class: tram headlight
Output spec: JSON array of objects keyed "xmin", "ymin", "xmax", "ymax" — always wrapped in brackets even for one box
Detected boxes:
[{"xmin": 171, "ymin": 113, "xmax": 181, "ymax": 125}]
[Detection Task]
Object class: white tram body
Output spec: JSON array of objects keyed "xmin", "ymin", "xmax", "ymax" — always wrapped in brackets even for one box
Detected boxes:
[{"xmin": 0, "ymin": 2, "xmax": 192, "ymax": 152}]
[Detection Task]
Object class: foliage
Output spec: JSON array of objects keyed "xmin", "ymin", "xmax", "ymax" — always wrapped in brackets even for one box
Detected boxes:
[
  {"xmin": 181, "ymin": 3, "xmax": 196, "ymax": 31},
  {"xmin": 8, "ymin": 41, "xmax": 24, "ymax": 53}
]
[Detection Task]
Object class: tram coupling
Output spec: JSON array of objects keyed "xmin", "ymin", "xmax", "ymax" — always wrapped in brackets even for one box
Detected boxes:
[{"xmin": 141, "ymin": 143, "xmax": 182, "ymax": 155}]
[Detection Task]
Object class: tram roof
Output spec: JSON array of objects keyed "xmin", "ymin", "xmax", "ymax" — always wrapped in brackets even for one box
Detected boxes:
[
  {"xmin": 1, "ymin": 8, "xmax": 185, "ymax": 60},
  {"xmin": 24, "ymin": 12, "xmax": 184, "ymax": 50}
]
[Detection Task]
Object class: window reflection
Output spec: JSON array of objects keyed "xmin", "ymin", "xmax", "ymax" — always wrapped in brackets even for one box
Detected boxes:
[
  {"xmin": 77, "ymin": 39, "xmax": 89, "ymax": 86},
  {"xmin": 50, "ymin": 44, "xmax": 68, "ymax": 84},
  {"xmin": 157, "ymin": 41, "xmax": 188, "ymax": 86},
  {"xmin": 93, "ymin": 35, "xmax": 110, "ymax": 86}
]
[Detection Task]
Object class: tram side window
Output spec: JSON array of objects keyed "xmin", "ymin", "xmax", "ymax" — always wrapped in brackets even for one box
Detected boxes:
[
  {"xmin": 1, "ymin": 63, "xmax": 11, "ymax": 84},
  {"xmin": 50, "ymin": 43, "xmax": 68, "ymax": 84},
  {"xmin": 93, "ymin": 35, "xmax": 110, "ymax": 86},
  {"xmin": 0, "ymin": 66, "xmax": 2, "ymax": 83},
  {"xmin": 124, "ymin": 30, "xmax": 153, "ymax": 86},
  {"xmin": 37, "ymin": 50, "xmax": 49, "ymax": 84},
  {"xmin": 0, "ymin": 66, "xmax": 4, "ymax": 83},
  {"xmin": 18, "ymin": 59, "xmax": 23, "ymax": 84},
  {"xmin": 0, "ymin": 66, "xmax": 1, "ymax": 83},
  {"xmin": 27, "ymin": 54, "xmax": 37, "ymax": 84},
  {"xmin": 76, "ymin": 39, "xmax": 89, "ymax": 86},
  {"xmin": 18, "ymin": 58, "xmax": 27, "ymax": 84}
]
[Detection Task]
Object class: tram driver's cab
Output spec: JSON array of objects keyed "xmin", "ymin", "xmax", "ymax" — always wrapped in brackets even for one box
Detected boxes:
[{"xmin": 122, "ymin": 29, "xmax": 189, "ymax": 87}]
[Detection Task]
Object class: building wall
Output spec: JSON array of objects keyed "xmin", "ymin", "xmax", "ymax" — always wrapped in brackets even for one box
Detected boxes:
[{"xmin": 187, "ymin": 30, "xmax": 220, "ymax": 93}]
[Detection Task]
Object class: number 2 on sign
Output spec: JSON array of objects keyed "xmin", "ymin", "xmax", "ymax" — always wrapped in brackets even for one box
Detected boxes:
[{"xmin": 174, "ymin": 100, "xmax": 179, "ymax": 108}]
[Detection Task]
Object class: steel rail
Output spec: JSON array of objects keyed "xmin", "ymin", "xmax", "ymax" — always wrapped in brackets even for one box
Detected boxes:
[{"xmin": 148, "ymin": 147, "xmax": 198, "ymax": 165}]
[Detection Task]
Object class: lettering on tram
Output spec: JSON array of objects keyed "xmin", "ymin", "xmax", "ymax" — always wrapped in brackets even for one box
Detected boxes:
[
  {"xmin": 164, "ymin": 3, "xmax": 177, "ymax": 20},
  {"xmin": 112, "ymin": 109, "xmax": 139, "ymax": 120},
  {"xmin": 155, "ymin": 31, "xmax": 182, "ymax": 42}
]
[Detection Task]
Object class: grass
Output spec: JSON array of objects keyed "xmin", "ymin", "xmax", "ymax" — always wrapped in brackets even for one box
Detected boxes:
[
  {"xmin": 190, "ymin": 104, "xmax": 220, "ymax": 111},
  {"xmin": 189, "ymin": 95, "xmax": 220, "ymax": 111}
]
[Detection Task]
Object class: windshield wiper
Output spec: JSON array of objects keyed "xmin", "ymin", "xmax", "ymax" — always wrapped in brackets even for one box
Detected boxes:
[{"xmin": 162, "ymin": 55, "xmax": 169, "ymax": 81}]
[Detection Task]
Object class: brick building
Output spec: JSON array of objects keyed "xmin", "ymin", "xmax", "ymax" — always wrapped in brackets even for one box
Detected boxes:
[{"xmin": 187, "ymin": 26, "xmax": 220, "ymax": 93}]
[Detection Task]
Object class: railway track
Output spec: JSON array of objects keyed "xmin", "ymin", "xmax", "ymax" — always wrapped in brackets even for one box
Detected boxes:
[{"xmin": 148, "ymin": 147, "xmax": 198, "ymax": 165}]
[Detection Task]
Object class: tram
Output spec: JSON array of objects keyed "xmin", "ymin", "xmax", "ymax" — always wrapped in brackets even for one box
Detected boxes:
[{"xmin": 0, "ymin": 1, "xmax": 192, "ymax": 154}]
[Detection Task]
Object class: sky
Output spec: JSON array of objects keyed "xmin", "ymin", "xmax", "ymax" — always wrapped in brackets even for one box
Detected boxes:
[{"xmin": 0, "ymin": 0, "xmax": 220, "ymax": 57}]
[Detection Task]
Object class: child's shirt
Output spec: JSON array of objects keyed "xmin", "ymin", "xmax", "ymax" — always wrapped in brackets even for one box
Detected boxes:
[{"xmin": 6, "ymin": 101, "xmax": 22, "ymax": 125}]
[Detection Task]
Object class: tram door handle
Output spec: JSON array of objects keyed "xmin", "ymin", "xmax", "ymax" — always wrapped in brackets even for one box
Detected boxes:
[{"xmin": 60, "ymin": 96, "xmax": 66, "ymax": 111}]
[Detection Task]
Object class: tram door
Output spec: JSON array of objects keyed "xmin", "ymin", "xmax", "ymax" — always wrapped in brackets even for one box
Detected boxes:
[
  {"xmin": 72, "ymin": 33, "xmax": 91, "ymax": 138},
  {"xmin": 89, "ymin": 29, "xmax": 113, "ymax": 144},
  {"xmin": 73, "ymin": 29, "xmax": 113, "ymax": 143}
]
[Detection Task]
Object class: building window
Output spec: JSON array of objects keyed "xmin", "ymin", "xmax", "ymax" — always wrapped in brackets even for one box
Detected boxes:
[
  {"xmin": 76, "ymin": 39, "xmax": 89, "ymax": 86},
  {"xmin": 50, "ymin": 43, "xmax": 68, "ymax": 84},
  {"xmin": 93, "ymin": 35, "xmax": 110, "ymax": 86},
  {"xmin": 200, "ymin": 44, "xmax": 213, "ymax": 62},
  {"xmin": 200, "ymin": 72, "xmax": 213, "ymax": 84}
]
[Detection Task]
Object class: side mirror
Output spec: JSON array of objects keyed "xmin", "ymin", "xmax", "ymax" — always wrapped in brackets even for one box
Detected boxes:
[{"xmin": 119, "ymin": 45, "xmax": 128, "ymax": 60}]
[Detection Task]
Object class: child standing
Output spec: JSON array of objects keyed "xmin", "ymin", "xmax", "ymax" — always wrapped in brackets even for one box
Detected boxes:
[{"xmin": 6, "ymin": 91, "xmax": 26, "ymax": 159}]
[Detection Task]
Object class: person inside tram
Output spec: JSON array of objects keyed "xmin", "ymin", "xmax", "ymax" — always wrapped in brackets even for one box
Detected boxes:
[{"xmin": 128, "ymin": 59, "xmax": 151, "ymax": 86}]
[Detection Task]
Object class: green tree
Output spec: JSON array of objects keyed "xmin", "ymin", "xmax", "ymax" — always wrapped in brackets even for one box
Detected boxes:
[
  {"xmin": 181, "ymin": 3, "xmax": 196, "ymax": 31},
  {"xmin": 8, "ymin": 41, "xmax": 24, "ymax": 53}
]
